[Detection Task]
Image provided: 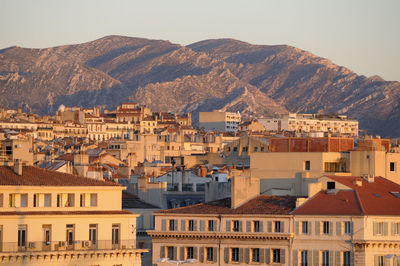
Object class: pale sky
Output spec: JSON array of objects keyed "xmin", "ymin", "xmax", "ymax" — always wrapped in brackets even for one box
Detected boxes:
[{"xmin": 1, "ymin": 0, "xmax": 399, "ymax": 81}]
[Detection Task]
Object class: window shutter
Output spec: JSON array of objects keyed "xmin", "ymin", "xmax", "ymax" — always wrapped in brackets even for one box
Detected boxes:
[
  {"xmin": 315, "ymin": 221, "xmax": 320, "ymax": 235},
  {"xmin": 194, "ymin": 247, "xmax": 198, "ymax": 259},
  {"xmin": 200, "ymin": 220, "xmax": 204, "ymax": 231},
  {"xmin": 224, "ymin": 248, "xmax": 229, "ymax": 263},
  {"xmin": 161, "ymin": 219, "xmax": 166, "ymax": 231},
  {"xmin": 199, "ymin": 247, "xmax": 204, "ymax": 262},
  {"xmin": 281, "ymin": 249, "xmax": 286, "ymax": 264},
  {"xmin": 307, "ymin": 250, "xmax": 312, "ymax": 266},
  {"xmin": 295, "ymin": 221, "xmax": 299, "ymax": 234},
  {"xmin": 226, "ymin": 220, "xmax": 231, "ymax": 232},
  {"xmin": 160, "ymin": 246, "xmax": 165, "ymax": 258},
  {"xmin": 374, "ymin": 255, "xmax": 379, "ymax": 266},
  {"xmin": 385, "ymin": 257, "xmax": 391, "ymax": 266},
  {"xmin": 373, "ymin": 222, "xmax": 377, "ymax": 236},
  {"xmin": 336, "ymin": 222, "xmax": 341, "ymax": 236},
  {"xmin": 335, "ymin": 251, "xmax": 340, "ymax": 266},
  {"xmin": 246, "ymin": 221, "xmax": 251, "ymax": 232},
  {"xmin": 180, "ymin": 247, "xmax": 184, "ymax": 261},
  {"xmin": 239, "ymin": 220, "xmax": 243, "ymax": 232},
  {"xmin": 174, "ymin": 219, "xmax": 178, "ymax": 231},
  {"xmin": 194, "ymin": 220, "xmax": 198, "ymax": 231},
  {"xmin": 259, "ymin": 221, "xmax": 264, "ymax": 232},
  {"xmin": 292, "ymin": 250, "xmax": 298, "ymax": 266},
  {"xmin": 329, "ymin": 222, "xmax": 333, "ymax": 235},
  {"xmin": 350, "ymin": 251, "xmax": 354, "ymax": 266},
  {"xmin": 384, "ymin": 222, "xmax": 389, "ymax": 236},
  {"xmin": 308, "ymin": 221, "xmax": 312, "ymax": 235},
  {"xmin": 267, "ymin": 221, "xmax": 272, "ymax": 232},
  {"xmin": 265, "ymin": 248, "xmax": 270, "ymax": 264},
  {"xmin": 244, "ymin": 248, "xmax": 250, "ymax": 263},
  {"xmin": 392, "ymin": 222, "xmax": 396, "ymax": 235},
  {"xmin": 329, "ymin": 251, "xmax": 334, "ymax": 265},
  {"xmin": 213, "ymin": 247, "xmax": 217, "ymax": 262},
  {"xmin": 313, "ymin": 250, "xmax": 319, "ymax": 266},
  {"xmin": 181, "ymin": 220, "xmax": 186, "ymax": 231},
  {"xmin": 260, "ymin": 247, "xmax": 265, "ymax": 263},
  {"xmin": 239, "ymin": 248, "xmax": 244, "ymax": 262},
  {"xmin": 281, "ymin": 221, "xmax": 285, "ymax": 233},
  {"xmin": 173, "ymin": 246, "xmax": 177, "ymax": 260}
]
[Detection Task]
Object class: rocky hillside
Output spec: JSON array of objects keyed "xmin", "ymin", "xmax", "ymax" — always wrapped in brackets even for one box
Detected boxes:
[{"xmin": 0, "ymin": 35, "xmax": 399, "ymax": 137}]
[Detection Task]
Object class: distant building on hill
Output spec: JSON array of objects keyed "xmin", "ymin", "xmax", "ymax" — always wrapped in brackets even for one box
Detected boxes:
[{"xmin": 199, "ymin": 110, "xmax": 241, "ymax": 132}]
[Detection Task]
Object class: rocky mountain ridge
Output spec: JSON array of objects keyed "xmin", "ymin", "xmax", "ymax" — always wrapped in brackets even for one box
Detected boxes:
[{"xmin": 0, "ymin": 35, "xmax": 399, "ymax": 137}]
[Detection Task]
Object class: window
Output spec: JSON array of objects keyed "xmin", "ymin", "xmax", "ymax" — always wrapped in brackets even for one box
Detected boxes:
[
  {"xmin": 252, "ymin": 248, "xmax": 260, "ymax": 262},
  {"xmin": 0, "ymin": 193, "xmax": 3, "ymax": 207},
  {"xmin": 167, "ymin": 246, "xmax": 175, "ymax": 260},
  {"xmin": 327, "ymin": 182, "xmax": 335, "ymax": 190},
  {"xmin": 33, "ymin": 194, "xmax": 39, "ymax": 207},
  {"xmin": 254, "ymin": 147, "xmax": 258, "ymax": 152},
  {"xmin": 322, "ymin": 251, "xmax": 329, "ymax": 266},
  {"xmin": 20, "ymin": 194, "xmax": 28, "ymax": 207},
  {"xmin": 208, "ymin": 220, "xmax": 214, "ymax": 231},
  {"xmin": 344, "ymin": 222, "xmax": 351, "ymax": 234},
  {"xmin": 253, "ymin": 221, "xmax": 260, "ymax": 232},
  {"xmin": 233, "ymin": 147, "xmax": 237, "ymax": 152},
  {"xmin": 66, "ymin": 224, "xmax": 75, "ymax": 246},
  {"xmin": 206, "ymin": 247, "xmax": 214, "ymax": 261},
  {"xmin": 169, "ymin": 220, "xmax": 175, "ymax": 231},
  {"xmin": 304, "ymin": 160, "xmax": 311, "ymax": 171},
  {"xmin": 323, "ymin": 221, "xmax": 330, "ymax": 235},
  {"xmin": 67, "ymin": 194, "xmax": 74, "ymax": 207},
  {"xmin": 301, "ymin": 250, "xmax": 308, "ymax": 266},
  {"xmin": 343, "ymin": 251, "xmax": 351, "ymax": 266},
  {"xmin": 376, "ymin": 222, "xmax": 384, "ymax": 235},
  {"xmin": 302, "ymin": 221, "xmax": 308, "ymax": 234},
  {"xmin": 18, "ymin": 225, "xmax": 27, "ymax": 249},
  {"xmin": 44, "ymin": 194, "xmax": 51, "ymax": 207},
  {"xmin": 43, "ymin": 224, "xmax": 51, "ymax": 244},
  {"xmin": 390, "ymin": 162, "xmax": 396, "ymax": 172},
  {"xmin": 88, "ymin": 193, "xmax": 97, "ymax": 207},
  {"xmin": 376, "ymin": 255, "xmax": 384, "ymax": 266},
  {"xmin": 80, "ymin": 194, "xmax": 86, "ymax": 207},
  {"xmin": 275, "ymin": 221, "xmax": 281, "ymax": 232},
  {"xmin": 393, "ymin": 222, "xmax": 400, "ymax": 235},
  {"xmin": 112, "ymin": 224, "xmax": 120, "ymax": 245},
  {"xmin": 188, "ymin": 220, "xmax": 195, "ymax": 231},
  {"xmin": 89, "ymin": 224, "xmax": 97, "ymax": 245},
  {"xmin": 261, "ymin": 147, "xmax": 265, "ymax": 152},
  {"xmin": 186, "ymin": 247, "xmax": 194, "ymax": 259},
  {"xmin": 273, "ymin": 249, "xmax": 281, "ymax": 263},
  {"xmin": 231, "ymin": 248, "xmax": 239, "ymax": 262},
  {"xmin": 233, "ymin": 220, "xmax": 240, "ymax": 232}
]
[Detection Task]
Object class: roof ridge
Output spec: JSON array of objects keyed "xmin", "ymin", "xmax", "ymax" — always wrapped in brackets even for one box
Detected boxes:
[{"xmin": 353, "ymin": 189, "xmax": 365, "ymax": 215}]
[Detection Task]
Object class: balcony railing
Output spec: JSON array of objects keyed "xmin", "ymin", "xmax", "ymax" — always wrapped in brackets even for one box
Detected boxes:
[{"xmin": 0, "ymin": 239, "xmax": 136, "ymax": 253}]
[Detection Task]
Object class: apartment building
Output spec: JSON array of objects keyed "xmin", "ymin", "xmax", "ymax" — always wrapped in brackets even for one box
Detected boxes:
[
  {"xmin": 149, "ymin": 176, "xmax": 295, "ymax": 266},
  {"xmin": 259, "ymin": 113, "xmax": 359, "ymax": 137},
  {"xmin": 199, "ymin": 110, "xmax": 241, "ymax": 132},
  {"xmin": 0, "ymin": 163, "xmax": 145, "ymax": 266}
]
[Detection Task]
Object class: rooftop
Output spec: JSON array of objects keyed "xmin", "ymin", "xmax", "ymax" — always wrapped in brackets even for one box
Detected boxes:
[
  {"xmin": 0, "ymin": 166, "xmax": 120, "ymax": 187},
  {"xmin": 156, "ymin": 195, "xmax": 297, "ymax": 215}
]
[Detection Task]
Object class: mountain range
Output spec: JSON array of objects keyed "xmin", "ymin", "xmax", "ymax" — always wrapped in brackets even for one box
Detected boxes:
[{"xmin": 0, "ymin": 35, "xmax": 399, "ymax": 137}]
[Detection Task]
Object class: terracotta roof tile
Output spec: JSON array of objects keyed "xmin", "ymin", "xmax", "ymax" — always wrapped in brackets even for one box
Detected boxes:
[
  {"xmin": 0, "ymin": 166, "xmax": 120, "ymax": 187},
  {"xmin": 155, "ymin": 195, "xmax": 297, "ymax": 215}
]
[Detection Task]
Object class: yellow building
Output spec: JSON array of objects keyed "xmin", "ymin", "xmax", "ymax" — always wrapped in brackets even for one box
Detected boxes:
[{"xmin": 0, "ymin": 163, "xmax": 145, "ymax": 266}]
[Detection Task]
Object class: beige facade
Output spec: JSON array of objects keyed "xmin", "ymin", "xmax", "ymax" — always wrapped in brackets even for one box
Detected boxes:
[
  {"xmin": 199, "ymin": 110, "xmax": 241, "ymax": 132},
  {"xmin": 0, "ymin": 165, "xmax": 146, "ymax": 266}
]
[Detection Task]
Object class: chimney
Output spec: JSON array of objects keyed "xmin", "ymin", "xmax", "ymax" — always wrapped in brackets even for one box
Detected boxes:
[
  {"xmin": 14, "ymin": 159, "xmax": 23, "ymax": 175},
  {"xmin": 231, "ymin": 175, "xmax": 260, "ymax": 209}
]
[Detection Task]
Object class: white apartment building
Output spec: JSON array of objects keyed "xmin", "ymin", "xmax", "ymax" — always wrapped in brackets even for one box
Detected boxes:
[
  {"xmin": 199, "ymin": 110, "xmax": 241, "ymax": 132},
  {"xmin": 259, "ymin": 113, "xmax": 359, "ymax": 136}
]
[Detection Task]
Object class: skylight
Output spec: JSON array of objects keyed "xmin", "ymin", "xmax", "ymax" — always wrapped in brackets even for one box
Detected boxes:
[{"xmin": 390, "ymin": 192, "xmax": 400, "ymax": 198}]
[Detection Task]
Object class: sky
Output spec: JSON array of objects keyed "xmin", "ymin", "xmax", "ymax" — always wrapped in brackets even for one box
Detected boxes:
[{"xmin": 1, "ymin": 0, "xmax": 399, "ymax": 81}]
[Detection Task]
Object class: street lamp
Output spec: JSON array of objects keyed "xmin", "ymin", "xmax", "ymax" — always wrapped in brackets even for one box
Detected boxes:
[{"xmin": 157, "ymin": 258, "xmax": 197, "ymax": 266}]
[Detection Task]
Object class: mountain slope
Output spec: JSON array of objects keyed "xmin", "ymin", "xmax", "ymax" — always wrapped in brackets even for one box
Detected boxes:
[{"xmin": 0, "ymin": 36, "xmax": 399, "ymax": 136}]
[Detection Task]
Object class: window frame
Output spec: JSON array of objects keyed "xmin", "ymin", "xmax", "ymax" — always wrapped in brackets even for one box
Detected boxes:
[
  {"xmin": 323, "ymin": 221, "xmax": 330, "ymax": 235},
  {"xmin": 252, "ymin": 248, "xmax": 260, "ymax": 262},
  {"xmin": 231, "ymin": 248, "xmax": 240, "ymax": 262},
  {"xmin": 302, "ymin": 221, "xmax": 308, "ymax": 234},
  {"xmin": 272, "ymin": 249, "xmax": 281, "ymax": 263}
]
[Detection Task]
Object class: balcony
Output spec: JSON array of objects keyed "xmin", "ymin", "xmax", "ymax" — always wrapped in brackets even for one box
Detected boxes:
[{"xmin": 0, "ymin": 239, "xmax": 136, "ymax": 253}]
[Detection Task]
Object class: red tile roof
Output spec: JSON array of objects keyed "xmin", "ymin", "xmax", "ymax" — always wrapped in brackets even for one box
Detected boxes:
[
  {"xmin": 293, "ymin": 176, "xmax": 400, "ymax": 216},
  {"xmin": 0, "ymin": 166, "xmax": 120, "ymax": 187},
  {"xmin": 155, "ymin": 195, "xmax": 297, "ymax": 215}
]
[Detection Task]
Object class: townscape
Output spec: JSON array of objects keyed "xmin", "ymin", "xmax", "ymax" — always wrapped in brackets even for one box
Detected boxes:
[{"xmin": 1, "ymin": 102, "xmax": 400, "ymax": 265}]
